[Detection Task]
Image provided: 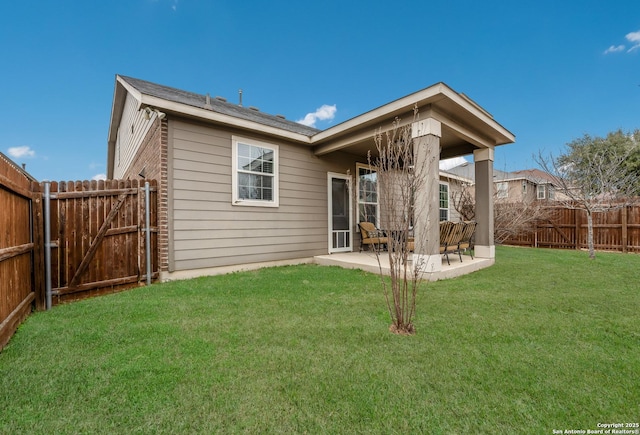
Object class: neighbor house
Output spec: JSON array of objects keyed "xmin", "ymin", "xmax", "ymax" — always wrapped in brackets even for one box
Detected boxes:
[
  {"xmin": 107, "ymin": 75, "xmax": 514, "ymax": 280},
  {"xmin": 445, "ymin": 163, "xmax": 561, "ymax": 203}
]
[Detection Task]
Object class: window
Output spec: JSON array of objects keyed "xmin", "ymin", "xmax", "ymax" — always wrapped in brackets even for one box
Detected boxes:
[
  {"xmin": 232, "ymin": 137, "xmax": 279, "ymax": 207},
  {"xmin": 439, "ymin": 182, "xmax": 449, "ymax": 221},
  {"xmin": 522, "ymin": 181, "xmax": 527, "ymax": 194},
  {"xmin": 548, "ymin": 186, "xmax": 555, "ymax": 200},
  {"xmin": 536, "ymin": 184, "xmax": 546, "ymax": 200},
  {"xmin": 357, "ymin": 165, "xmax": 378, "ymax": 226},
  {"xmin": 496, "ymin": 182, "xmax": 508, "ymax": 199}
]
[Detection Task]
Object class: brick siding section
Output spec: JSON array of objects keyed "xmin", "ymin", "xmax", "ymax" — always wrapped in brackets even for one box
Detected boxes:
[{"xmin": 122, "ymin": 118, "xmax": 169, "ymax": 272}]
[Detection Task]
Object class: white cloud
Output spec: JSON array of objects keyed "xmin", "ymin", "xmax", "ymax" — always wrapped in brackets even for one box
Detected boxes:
[
  {"xmin": 605, "ymin": 30, "xmax": 640, "ymax": 54},
  {"xmin": 296, "ymin": 104, "xmax": 337, "ymax": 128},
  {"xmin": 7, "ymin": 146, "xmax": 35, "ymax": 158},
  {"xmin": 604, "ymin": 44, "xmax": 625, "ymax": 54},
  {"xmin": 626, "ymin": 30, "xmax": 640, "ymax": 52},
  {"xmin": 439, "ymin": 156, "xmax": 468, "ymax": 170},
  {"xmin": 92, "ymin": 173, "xmax": 107, "ymax": 181}
]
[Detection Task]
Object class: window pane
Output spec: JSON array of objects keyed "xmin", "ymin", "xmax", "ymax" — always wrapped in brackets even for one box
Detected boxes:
[
  {"xmin": 251, "ymin": 146, "xmax": 263, "ymax": 159},
  {"xmin": 359, "ymin": 204, "xmax": 377, "ymax": 226},
  {"xmin": 238, "ymin": 143, "xmax": 251, "ymax": 157},
  {"xmin": 439, "ymin": 184, "xmax": 449, "ymax": 208},
  {"xmin": 262, "ymin": 161, "xmax": 273, "ymax": 174},
  {"xmin": 262, "ymin": 176, "xmax": 272, "ymax": 189},
  {"xmin": 358, "ymin": 168, "xmax": 377, "ymax": 203},
  {"xmin": 262, "ymin": 187, "xmax": 273, "ymax": 201}
]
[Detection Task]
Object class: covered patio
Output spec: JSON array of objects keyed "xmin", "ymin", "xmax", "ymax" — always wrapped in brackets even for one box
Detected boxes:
[{"xmin": 313, "ymin": 82, "xmax": 515, "ymax": 275}]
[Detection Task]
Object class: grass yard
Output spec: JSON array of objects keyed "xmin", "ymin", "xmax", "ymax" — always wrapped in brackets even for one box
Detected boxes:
[{"xmin": 0, "ymin": 246, "xmax": 638, "ymax": 434}]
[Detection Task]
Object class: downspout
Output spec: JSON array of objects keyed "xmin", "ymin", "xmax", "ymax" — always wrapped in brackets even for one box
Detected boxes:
[{"xmin": 144, "ymin": 181, "xmax": 152, "ymax": 285}]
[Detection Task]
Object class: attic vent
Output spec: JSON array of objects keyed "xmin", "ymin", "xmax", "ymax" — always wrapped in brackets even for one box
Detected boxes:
[
  {"xmin": 276, "ymin": 114, "xmax": 286, "ymax": 119},
  {"xmin": 215, "ymin": 96, "xmax": 227, "ymax": 102},
  {"xmin": 249, "ymin": 106, "xmax": 259, "ymax": 111}
]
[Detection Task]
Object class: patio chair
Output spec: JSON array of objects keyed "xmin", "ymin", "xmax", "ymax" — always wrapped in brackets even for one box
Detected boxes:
[
  {"xmin": 439, "ymin": 221, "xmax": 454, "ymax": 264},
  {"xmin": 440, "ymin": 221, "xmax": 465, "ymax": 265},
  {"xmin": 456, "ymin": 221, "xmax": 477, "ymax": 261},
  {"xmin": 358, "ymin": 222, "xmax": 388, "ymax": 252}
]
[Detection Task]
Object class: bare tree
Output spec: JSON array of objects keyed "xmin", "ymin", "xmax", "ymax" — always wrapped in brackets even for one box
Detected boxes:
[
  {"xmin": 536, "ymin": 131, "xmax": 640, "ymax": 259},
  {"xmin": 364, "ymin": 108, "xmax": 436, "ymax": 335}
]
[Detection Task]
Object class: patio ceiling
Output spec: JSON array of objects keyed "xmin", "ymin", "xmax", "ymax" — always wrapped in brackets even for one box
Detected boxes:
[{"xmin": 310, "ymin": 82, "xmax": 515, "ymax": 160}]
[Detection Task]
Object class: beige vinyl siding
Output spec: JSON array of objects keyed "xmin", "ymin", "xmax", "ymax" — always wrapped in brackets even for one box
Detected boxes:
[
  {"xmin": 112, "ymin": 93, "xmax": 156, "ymax": 179},
  {"xmin": 169, "ymin": 119, "xmax": 358, "ymax": 271}
]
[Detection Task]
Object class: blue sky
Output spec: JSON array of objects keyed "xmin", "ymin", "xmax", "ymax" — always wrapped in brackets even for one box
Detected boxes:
[{"xmin": 1, "ymin": 0, "xmax": 638, "ymax": 181}]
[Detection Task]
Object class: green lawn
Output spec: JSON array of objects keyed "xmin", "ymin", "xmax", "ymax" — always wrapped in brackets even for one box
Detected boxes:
[{"xmin": 1, "ymin": 246, "xmax": 638, "ymax": 434}]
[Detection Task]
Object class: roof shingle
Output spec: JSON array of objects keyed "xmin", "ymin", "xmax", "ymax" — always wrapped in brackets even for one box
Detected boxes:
[{"xmin": 120, "ymin": 75, "xmax": 321, "ymax": 137}]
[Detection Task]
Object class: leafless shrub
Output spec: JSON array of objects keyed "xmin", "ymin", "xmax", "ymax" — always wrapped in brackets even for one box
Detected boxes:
[{"xmin": 364, "ymin": 107, "xmax": 436, "ymax": 335}]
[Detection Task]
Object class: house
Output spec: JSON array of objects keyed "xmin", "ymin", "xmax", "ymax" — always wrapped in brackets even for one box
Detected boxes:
[
  {"xmin": 445, "ymin": 163, "xmax": 561, "ymax": 203},
  {"xmin": 506, "ymin": 169, "xmax": 561, "ymax": 201},
  {"xmin": 107, "ymin": 75, "xmax": 515, "ymax": 281}
]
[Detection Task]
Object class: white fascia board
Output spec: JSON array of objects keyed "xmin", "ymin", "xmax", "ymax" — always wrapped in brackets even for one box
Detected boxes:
[
  {"xmin": 116, "ymin": 75, "xmax": 144, "ymax": 110},
  {"xmin": 311, "ymin": 83, "xmax": 446, "ymax": 144},
  {"xmin": 139, "ymin": 94, "xmax": 313, "ymax": 144}
]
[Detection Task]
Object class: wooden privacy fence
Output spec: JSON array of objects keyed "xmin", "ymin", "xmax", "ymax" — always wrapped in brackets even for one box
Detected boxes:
[
  {"xmin": 502, "ymin": 205, "xmax": 640, "ymax": 253},
  {"xmin": 1, "ymin": 160, "xmax": 158, "ymax": 350},
  {"xmin": 0, "ymin": 156, "xmax": 41, "ymax": 350}
]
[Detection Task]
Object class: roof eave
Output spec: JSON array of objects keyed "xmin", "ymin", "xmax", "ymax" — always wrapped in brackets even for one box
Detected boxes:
[{"xmin": 138, "ymin": 94, "xmax": 314, "ymax": 144}]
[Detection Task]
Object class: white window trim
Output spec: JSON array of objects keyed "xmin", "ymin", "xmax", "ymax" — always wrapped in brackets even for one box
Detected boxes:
[
  {"xmin": 232, "ymin": 136, "xmax": 279, "ymax": 207},
  {"xmin": 439, "ymin": 181, "xmax": 450, "ymax": 221},
  {"xmin": 536, "ymin": 184, "xmax": 546, "ymax": 200},
  {"xmin": 356, "ymin": 163, "xmax": 380, "ymax": 225}
]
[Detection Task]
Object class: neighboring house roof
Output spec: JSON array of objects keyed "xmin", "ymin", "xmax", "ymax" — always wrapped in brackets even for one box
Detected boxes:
[
  {"xmin": 445, "ymin": 162, "xmax": 558, "ymax": 186},
  {"xmin": 509, "ymin": 168, "xmax": 560, "ymax": 185},
  {"xmin": 444, "ymin": 161, "xmax": 509, "ymax": 183}
]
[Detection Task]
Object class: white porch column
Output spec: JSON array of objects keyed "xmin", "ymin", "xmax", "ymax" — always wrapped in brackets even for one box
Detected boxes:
[
  {"xmin": 412, "ymin": 118, "xmax": 442, "ymax": 273},
  {"xmin": 473, "ymin": 147, "xmax": 495, "ymax": 258}
]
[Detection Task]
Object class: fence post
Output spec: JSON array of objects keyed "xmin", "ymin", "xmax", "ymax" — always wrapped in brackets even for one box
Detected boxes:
[
  {"xmin": 574, "ymin": 208, "xmax": 580, "ymax": 250},
  {"xmin": 621, "ymin": 205, "xmax": 628, "ymax": 253},
  {"xmin": 43, "ymin": 181, "xmax": 52, "ymax": 310},
  {"xmin": 31, "ymin": 183, "xmax": 45, "ymax": 310}
]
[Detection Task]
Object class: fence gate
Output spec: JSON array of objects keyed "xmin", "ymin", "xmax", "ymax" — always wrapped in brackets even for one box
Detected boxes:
[{"xmin": 42, "ymin": 179, "xmax": 158, "ymax": 305}]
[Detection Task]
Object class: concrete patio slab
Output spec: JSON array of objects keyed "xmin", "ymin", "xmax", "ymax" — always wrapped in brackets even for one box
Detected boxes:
[{"xmin": 314, "ymin": 251, "xmax": 493, "ymax": 281}]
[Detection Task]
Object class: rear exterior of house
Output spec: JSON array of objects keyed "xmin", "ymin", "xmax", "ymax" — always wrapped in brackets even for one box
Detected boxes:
[{"xmin": 108, "ymin": 76, "xmax": 514, "ymax": 280}]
